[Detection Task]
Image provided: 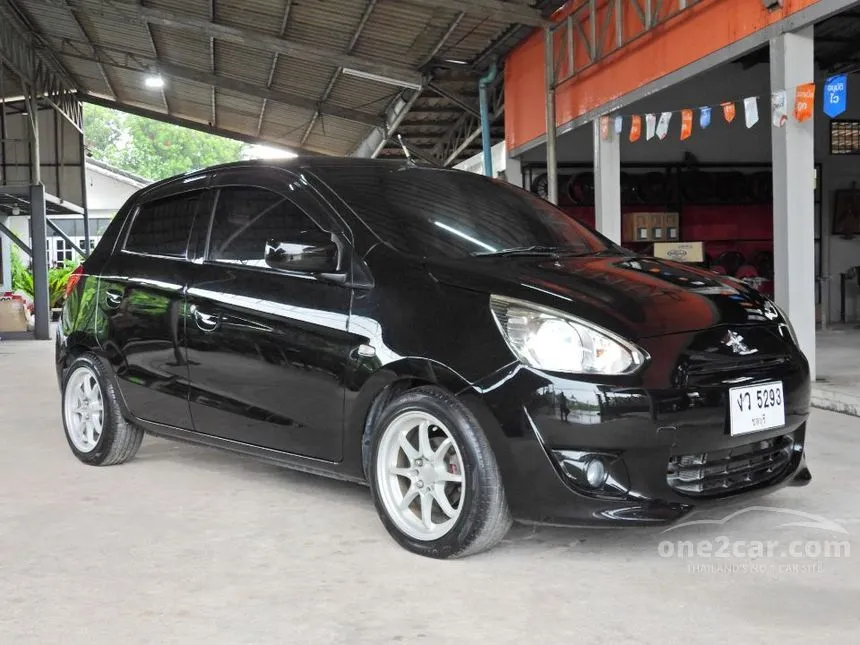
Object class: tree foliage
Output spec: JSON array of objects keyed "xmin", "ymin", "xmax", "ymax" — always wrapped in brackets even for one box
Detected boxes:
[{"xmin": 83, "ymin": 104, "xmax": 246, "ymax": 181}]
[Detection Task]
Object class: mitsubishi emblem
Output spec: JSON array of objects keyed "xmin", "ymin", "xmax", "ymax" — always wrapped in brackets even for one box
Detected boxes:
[{"xmin": 722, "ymin": 330, "xmax": 757, "ymax": 355}]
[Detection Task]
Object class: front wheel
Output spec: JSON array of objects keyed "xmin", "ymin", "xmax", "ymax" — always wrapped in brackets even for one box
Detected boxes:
[{"xmin": 368, "ymin": 386, "xmax": 512, "ymax": 558}]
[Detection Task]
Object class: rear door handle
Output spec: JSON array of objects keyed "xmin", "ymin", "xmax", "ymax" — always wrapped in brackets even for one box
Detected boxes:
[
  {"xmin": 193, "ymin": 308, "xmax": 221, "ymax": 333},
  {"xmin": 104, "ymin": 289, "xmax": 123, "ymax": 309}
]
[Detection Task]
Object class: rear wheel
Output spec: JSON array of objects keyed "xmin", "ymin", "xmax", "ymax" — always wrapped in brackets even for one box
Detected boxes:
[
  {"xmin": 368, "ymin": 386, "xmax": 511, "ymax": 558},
  {"xmin": 62, "ymin": 354, "xmax": 143, "ymax": 466}
]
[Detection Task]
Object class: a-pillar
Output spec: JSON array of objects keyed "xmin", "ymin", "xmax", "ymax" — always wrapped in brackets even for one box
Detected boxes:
[
  {"xmin": 593, "ymin": 119, "xmax": 621, "ymax": 243},
  {"xmin": 770, "ymin": 28, "xmax": 816, "ymax": 379}
]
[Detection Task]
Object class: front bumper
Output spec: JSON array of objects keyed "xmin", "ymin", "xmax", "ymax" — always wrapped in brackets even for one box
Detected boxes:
[{"xmin": 464, "ymin": 326, "xmax": 812, "ymax": 527}]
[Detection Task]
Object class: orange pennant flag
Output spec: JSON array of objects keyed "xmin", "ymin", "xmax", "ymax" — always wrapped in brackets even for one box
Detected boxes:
[
  {"xmin": 599, "ymin": 116, "xmax": 610, "ymax": 140},
  {"xmin": 680, "ymin": 109, "xmax": 693, "ymax": 140},
  {"xmin": 722, "ymin": 102, "xmax": 736, "ymax": 123},
  {"xmin": 794, "ymin": 83, "xmax": 815, "ymax": 122},
  {"xmin": 629, "ymin": 115, "xmax": 642, "ymax": 142}
]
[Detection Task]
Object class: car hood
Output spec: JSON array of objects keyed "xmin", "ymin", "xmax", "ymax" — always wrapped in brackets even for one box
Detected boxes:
[{"xmin": 425, "ymin": 253, "xmax": 777, "ymax": 340}]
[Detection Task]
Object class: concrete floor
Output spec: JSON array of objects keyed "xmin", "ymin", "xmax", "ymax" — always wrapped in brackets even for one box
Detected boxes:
[
  {"xmin": 1, "ymin": 339, "xmax": 858, "ymax": 644},
  {"xmin": 813, "ymin": 325, "xmax": 860, "ymax": 416}
]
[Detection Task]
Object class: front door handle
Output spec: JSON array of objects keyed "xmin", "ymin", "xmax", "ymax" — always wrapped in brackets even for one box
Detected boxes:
[
  {"xmin": 193, "ymin": 308, "xmax": 221, "ymax": 333},
  {"xmin": 104, "ymin": 289, "xmax": 123, "ymax": 309}
]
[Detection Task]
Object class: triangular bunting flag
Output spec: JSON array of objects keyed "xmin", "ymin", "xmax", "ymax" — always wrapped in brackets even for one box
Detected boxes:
[
  {"xmin": 645, "ymin": 114, "xmax": 656, "ymax": 140},
  {"xmin": 680, "ymin": 109, "xmax": 693, "ymax": 141},
  {"xmin": 722, "ymin": 102, "xmax": 736, "ymax": 123},
  {"xmin": 824, "ymin": 75, "xmax": 847, "ymax": 118},
  {"xmin": 794, "ymin": 83, "xmax": 815, "ymax": 122},
  {"xmin": 771, "ymin": 91, "xmax": 787, "ymax": 127},
  {"xmin": 656, "ymin": 112, "xmax": 671, "ymax": 140},
  {"xmin": 744, "ymin": 97, "xmax": 759, "ymax": 128},
  {"xmin": 699, "ymin": 107, "xmax": 711, "ymax": 129},
  {"xmin": 629, "ymin": 115, "xmax": 642, "ymax": 142},
  {"xmin": 600, "ymin": 116, "xmax": 610, "ymax": 140}
]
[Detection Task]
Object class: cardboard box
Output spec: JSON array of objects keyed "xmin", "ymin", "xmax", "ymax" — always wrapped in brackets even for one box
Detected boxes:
[
  {"xmin": 653, "ymin": 241, "xmax": 704, "ymax": 263},
  {"xmin": 0, "ymin": 298, "xmax": 29, "ymax": 332}
]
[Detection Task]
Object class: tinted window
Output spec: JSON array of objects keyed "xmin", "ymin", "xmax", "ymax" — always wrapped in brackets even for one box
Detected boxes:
[
  {"xmin": 208, "ymin": 187, "xmax": 322, "ymax": 268},
  {"xmin": 125, "ymin": 191, "xmax": 201, "ymax": 257},
  {"xmin": 311, "ymin": 165, "xmax": 613, "ymax": 259}
]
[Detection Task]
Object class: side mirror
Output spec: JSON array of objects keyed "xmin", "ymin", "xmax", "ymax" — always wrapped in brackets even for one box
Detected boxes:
[{"xmin": 264, "ymin": 230, "xmax": 340, "ymax": 273}]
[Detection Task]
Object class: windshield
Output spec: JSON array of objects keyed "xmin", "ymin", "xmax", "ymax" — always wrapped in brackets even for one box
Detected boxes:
[{"xmin": 309, "ymin": 165, "xmax": 615, "ymax": 260}]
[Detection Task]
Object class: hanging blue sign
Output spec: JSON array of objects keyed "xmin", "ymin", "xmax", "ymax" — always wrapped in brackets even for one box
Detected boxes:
[
  {"xmin": 699, "ymin": 106, "xmax": 711, "ymax": 129},
  {"xmin": 824, "ymin": 75, "xmax": 847, "ymax": 118}
]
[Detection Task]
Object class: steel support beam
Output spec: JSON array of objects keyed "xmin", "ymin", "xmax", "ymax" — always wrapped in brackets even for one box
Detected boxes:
[
  {"xmin": 427, "ymin": 83, "xmax": 481, "ymax": 118},
  {"xmin": 30, "ymin": 183, "xmax": 50, "ymax": 339},
  {"xmin": 770, "ymin": 28, "xmax": 816, "ymax": 379},
  {"xmin": 257, "ymin": 0, "xmax": 292, "ymax": 137},
  {"xmin": 57, "ymin": 0, "xmax": 423, "ymax": 88},
  {"xmin": 301, "ymin": 0, "xmax": 377, "ymax": 147},
  {"xmin": 544, "ymin": 27, "xmax": 558, "ymax": 205},
  {"xmin": 55, "ymin": 42, "xmax": 382, "ymax": 127},
  {"xmin": 403, "ymin": 0, "xmax": 546, "ymax": 26},
  {"xmin": 82, "ymin": 94, "xmax": 322, "ymax": 152},
  {"xmin": 593, "ymin": 118, "xmax": 621, "ymax": 242},
  {"xmin": 46, "ymin": 218, "xmax": 86, "ymax": 258},
  {"xmin": 0, "ymin": 219, "xmax": 32, "ymax": 256}
]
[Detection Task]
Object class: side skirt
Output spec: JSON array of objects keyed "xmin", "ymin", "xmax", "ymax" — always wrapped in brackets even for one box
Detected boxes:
[{"xmin": 135, "ymin": 418, "xmax": 368, "ymax": 486}]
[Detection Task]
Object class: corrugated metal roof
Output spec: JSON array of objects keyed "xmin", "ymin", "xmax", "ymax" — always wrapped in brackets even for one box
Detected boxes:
[{"xmin": 8, "ymin": 0, "xmax": 546, "ymax": 162}]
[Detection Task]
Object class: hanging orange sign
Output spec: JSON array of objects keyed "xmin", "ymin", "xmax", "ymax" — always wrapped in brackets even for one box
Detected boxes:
[
  {"xmin": 722, "ymin": 102, "xmax": 736, "ymax": 123},
  {"xmin": 629, "ymin": 115, "xmax": 642, "ymax": 142},
  {"xmin": 680, "ymin": 109, "xmax": 693, "ymax": 140},
  {"xmin": 600, "ymin": 116, "xmax": 610, "ymax": 140},
  {"xmin": 794, "ymin": 83, "xmax": 815, "ymax": 122}
]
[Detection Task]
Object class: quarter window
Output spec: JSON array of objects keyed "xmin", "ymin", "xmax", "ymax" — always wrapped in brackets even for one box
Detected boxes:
[
  {"xmin": 125, "ymin": 191, "xmax": 202, "ymax": 257},
  {"xmin": 208, "ymin": 186, "xmax": 322, "ymax": 268}
]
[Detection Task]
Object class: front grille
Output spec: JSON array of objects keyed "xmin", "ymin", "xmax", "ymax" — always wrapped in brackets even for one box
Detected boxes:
[{"xmin": 667, "ymin": 435, "xmax": 795, "ymax": 497}]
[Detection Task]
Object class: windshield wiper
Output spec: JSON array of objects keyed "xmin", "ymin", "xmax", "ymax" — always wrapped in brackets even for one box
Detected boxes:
[{"xmin": 470, "ymin": 245, "xmax": 564, "ymax": 257}]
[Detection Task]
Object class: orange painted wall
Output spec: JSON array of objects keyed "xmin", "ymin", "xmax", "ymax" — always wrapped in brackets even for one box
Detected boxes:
[{"xmin": 505, "ymin": 0, "xmax": 822, "ymax": 152}]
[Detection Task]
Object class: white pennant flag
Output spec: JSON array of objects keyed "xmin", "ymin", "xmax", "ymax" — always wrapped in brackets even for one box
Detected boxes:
[
  {"xmin": 771, "ymin": 90, "xmax": 787, "ymax": 127},
  {"xmin": 656, "ymin": 112, "xmax": 671, "ymax": 140},
  {"xmin": 614, "ymin": 115, "xmax": 623, "ymax": 135},
  {"xmin": 744, "ymin": 97, "xmax": 759, "ymax": 128},
  {"xmin": 645, "ymin": 113, "xmax": 657, "ymax": 140}
]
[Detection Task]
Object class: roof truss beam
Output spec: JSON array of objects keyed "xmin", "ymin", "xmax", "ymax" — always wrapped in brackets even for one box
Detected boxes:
[
  {"xmin": 300, "ymin": 0, "xmax": 378, "ymax": 147},
  {"xmin": 52, "ymin": 39, "xmax": 383, "ymax": 127},
  {"xmin": 56, "ymin": 0, "xmax": 424, "ymax": 88},
  {"xmin": 403, "ymin": 0, "xmax": 547, "ymax": 27}
]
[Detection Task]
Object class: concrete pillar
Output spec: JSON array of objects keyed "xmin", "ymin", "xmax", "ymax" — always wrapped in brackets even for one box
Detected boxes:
[
  {"xmin": 770, "ymin": 28, "xmax": 816, "ymax": 379},
  {"xmin": 593, "ymin": 119, "xmax": 621, "ymax": 243},
  {"xmin": 30, "ymin": 184, "xmax": 50, "ymax": 340}
]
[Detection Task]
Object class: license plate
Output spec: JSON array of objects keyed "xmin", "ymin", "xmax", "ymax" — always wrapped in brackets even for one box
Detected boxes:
[{"xmin": 729, "ymin": 381, "xmax": 785, "ymax": 436}]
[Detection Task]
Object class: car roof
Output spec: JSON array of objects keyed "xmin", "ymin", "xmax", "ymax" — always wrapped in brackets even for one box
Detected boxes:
[{"xmin": 132, "ymin": 156, "xmax": 422, "ymax": 203}]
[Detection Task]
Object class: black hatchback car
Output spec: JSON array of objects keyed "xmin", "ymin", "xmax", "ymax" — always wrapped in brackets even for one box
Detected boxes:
[{"xmin": 57, "ymin": 159, "xmax": 811, "ymax": 558}]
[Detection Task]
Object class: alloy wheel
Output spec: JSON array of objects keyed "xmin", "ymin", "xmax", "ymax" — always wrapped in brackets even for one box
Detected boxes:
[
  {"xmin": 376, "ymin": 411, "xmax": 465, "ymax": 541},
  {"xmin": 64, "ymin": 366, "xmax": 105, "ymax": 453}
]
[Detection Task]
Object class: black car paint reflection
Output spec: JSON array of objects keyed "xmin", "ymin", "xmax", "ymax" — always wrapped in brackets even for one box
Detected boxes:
[{"xmin": 56, "ymin": 159, "xmax": 811, "ymax": 528}]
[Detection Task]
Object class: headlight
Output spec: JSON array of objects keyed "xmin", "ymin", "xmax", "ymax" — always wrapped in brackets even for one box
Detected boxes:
[{"xmin": 489, "ymin": 295, "xmax": 646, "ymax": 375}]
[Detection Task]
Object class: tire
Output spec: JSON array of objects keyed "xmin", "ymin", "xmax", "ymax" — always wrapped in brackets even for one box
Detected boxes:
[
  {"xmin": 61, "ymin": 353, "xmax": 143, "ymax": 466},
  {"xmin": 367, "ymin": 386, "xmax": 512, "ymax": 559}
]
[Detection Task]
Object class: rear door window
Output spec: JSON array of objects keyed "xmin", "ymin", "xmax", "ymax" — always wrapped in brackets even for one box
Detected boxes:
[
  {"xmin": 124, "ymin": 191, "xmax": 202, "ymax": 257},
  {"xmin": 207, "ymin": 186, "xmax": 323, "ymax": 269}
]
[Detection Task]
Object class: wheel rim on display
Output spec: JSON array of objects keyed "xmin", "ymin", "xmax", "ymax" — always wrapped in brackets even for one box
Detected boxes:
[
  {"xmin": 376, "ymin": 411, "xmax": 466, "ymax": 541},
  {"xmin": 64, "ymin": 367, "xmax": 105, "ymax": 453}
]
